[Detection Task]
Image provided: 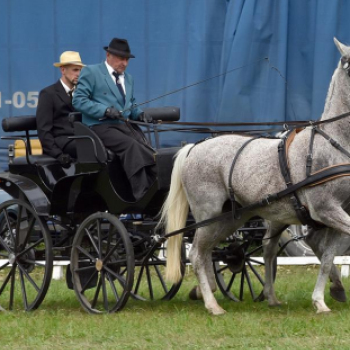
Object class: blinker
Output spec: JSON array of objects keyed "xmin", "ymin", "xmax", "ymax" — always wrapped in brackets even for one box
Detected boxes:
[{"xmin": 341, "ymin": 56, "xmax": 350, "ymax": 69}]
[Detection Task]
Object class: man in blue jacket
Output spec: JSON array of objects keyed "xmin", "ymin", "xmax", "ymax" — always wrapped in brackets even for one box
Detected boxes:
[{"xmin": 73, "ymin": 38, "xmax": 155, "ymax": 201}]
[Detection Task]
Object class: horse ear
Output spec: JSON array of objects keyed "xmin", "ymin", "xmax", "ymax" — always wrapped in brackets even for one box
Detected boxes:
[{"xmin": 334, "ymin": 37, "xmax": 347, "ymax": 56}]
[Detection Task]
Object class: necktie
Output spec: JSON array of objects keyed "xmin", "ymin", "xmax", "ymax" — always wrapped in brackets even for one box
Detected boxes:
[
  {"xmin": 112, "ymin": 72, "xmax": 126, "ymax": 105},
  {"xmin": 68, "ymin": 89, "xmax": 73, "ymax": 103}
]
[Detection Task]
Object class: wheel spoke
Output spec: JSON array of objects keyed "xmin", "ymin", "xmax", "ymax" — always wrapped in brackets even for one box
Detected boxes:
[
  {"xmin": 104, "ymin": 265, "xmax": 127, "ymax": 288},
  {"xmin": 81, "ymin": 270, "xmax": 98, "ymax": 293},
  {"xmin": 9, "ymin": 264, "xmax": 16, "ymax": 310},
  {"xmin": 17, "ymin": 263, "xmax": 40, "ymax": 292},
  {"xmin": 85, "ymin": 228, "xmax": 99, "ymax": 255},
  {"xmin": 0, "ymin": 235, "xmax": 13, "ymax": 254},
  {"xmin": 19, "ymin": 269, "xmax": 28, "ymax": 310},
  {"xmin": 248, "ymin": 257, "xmax": 264, "ymax": 266},
  {"xmin": 0, "ymin": 264, "xmax": 15, "ymax": 294},
  {"xmin": 101, "ymin": 271, "xmax": 109, "ymax": 311},
  {"xmin": 97, "ymin": 220, "xmax": 102, "ymax": 259},
  {"xmin": 239, "ymin": 267, "xmax": 245, "ymax": 301},
  {"xmin": 76, "ymin": 245, "xmax": 97, "ymax": 261},
  {"xmin": 154, "ymin": 264, "xmax": 168, "ymax": 294},
  {"xmin": 247, "ymin": 260, "xmax": 264, "ymax": 285},
  {"xmin": 16, "ymin": 237, "xmax": 44, "ymax": 259},
  {"xmin": 106, "ymin": 272, "xmax": 120, "ymax": 301},
  {"xmin": 226, "ymin": 272, "xmax": 236, "ymax": 292},
  {"xmin": 134, "ymin": 265, "xmax": 145, "ymax": 294},
  {"xmin": 103, "ymin": 237, "xmax": 122, "ymax": 262},
  {"xmin": 74, "ymin": 264, "xmax": 95, "ymax": 273},
  {"xmin": 216, "ymin": 264, "xmax": 229, "ymax": 274},
  {"xmin": 91, "ymin": 277, "xmax": 102, "ymax": 309},
  {"xmin": 145, "ymin": 265, "xmax": 154, "ymax": 299},
  {"xmin": 0, "ymin": 261, "xmax": 10, "ymax": 270},
  {"xmin": 244, "ymin": 266, "xmax": 257, "ymax": 300}
]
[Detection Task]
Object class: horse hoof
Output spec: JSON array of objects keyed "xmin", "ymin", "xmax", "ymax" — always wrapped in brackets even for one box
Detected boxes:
[
  {"xmin": 189, "ymin": 287, "xmax": 201, "ymax": 300},
  {"xmin": 330, "ymin": 287, "xmax": 347, "ymax": 302},
  {"xmin": 268, "ymin": 301, "xmax": 282, "ymax": 307},
  {"xmin": 254, "ymin": 291, "xmax": 265, "ymax": 302},
  {"xmin": 210, "ymin": 307, "xmax": 226, "ymax": 316},
  {"xmin": 316, "ymin": 308, "xmax": 332, "ymax": 314},
  {"xmin": 313, "ymin": 300, "xmax": 331, "ymax": 313}
]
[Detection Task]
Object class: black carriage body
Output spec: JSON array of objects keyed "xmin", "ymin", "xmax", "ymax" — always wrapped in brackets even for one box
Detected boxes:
[{"xmin": 0, "ymin": 112, "xmax": 180, "ymax": 218}]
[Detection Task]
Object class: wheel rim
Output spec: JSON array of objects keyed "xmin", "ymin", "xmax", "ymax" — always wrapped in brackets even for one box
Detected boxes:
[
  {"xmin": 132, "ymin": 239, "xmax": 185, "ymax": 301},
  {"xmin": 71, "ymin": 212, "xmax": 134, "ymax": 314},
  {"xmin": 0, "ymin": 199, "xmax": 52, "ymax": 311},
  {"xmin": 213, "ymin": 233, "xmax": 274, "ymax": 302}
]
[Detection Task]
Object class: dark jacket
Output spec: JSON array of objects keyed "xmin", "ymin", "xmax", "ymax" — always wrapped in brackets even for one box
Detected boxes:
[{"xmin": 36, "ymin": 80, "xmax": 75, "ymax": 158}]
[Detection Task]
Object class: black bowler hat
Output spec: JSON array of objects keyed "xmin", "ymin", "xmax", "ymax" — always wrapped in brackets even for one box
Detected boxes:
[{"xmin": 103, "ymin": 38, "xmax": 135, "ymax": 58}]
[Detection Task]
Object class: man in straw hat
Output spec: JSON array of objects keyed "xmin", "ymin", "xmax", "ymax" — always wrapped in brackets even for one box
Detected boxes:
[
  {"xmin": 36, "ymin": 51, "xmax": 85, "ymax": 166},
  {"xmin": 73, "ymin": 38, "xmax": 155, "ymax": 201}
]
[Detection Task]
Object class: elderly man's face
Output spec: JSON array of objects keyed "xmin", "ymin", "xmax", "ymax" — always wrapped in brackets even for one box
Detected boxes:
[{"xmin": 107, "ymin": 52, "xmax": 129, "ymax": 73}]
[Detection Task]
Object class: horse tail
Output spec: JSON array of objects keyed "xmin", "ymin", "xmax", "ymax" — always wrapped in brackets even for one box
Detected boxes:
[{"xmin": 158, "ymin": 144, "xmax": 193, "ymax": 283}]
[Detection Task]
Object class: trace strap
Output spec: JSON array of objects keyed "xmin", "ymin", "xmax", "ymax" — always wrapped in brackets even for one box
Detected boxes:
[{"xmin": 163, "ymin": 163, "xmax": 350, "ymax": 239}]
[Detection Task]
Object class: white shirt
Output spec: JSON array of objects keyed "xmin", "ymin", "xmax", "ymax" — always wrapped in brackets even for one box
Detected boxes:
[
  {"xmin": 60, "ymin": 80, "xmax": 74, "ymax": 97},
  {"xmin": 105, "ymin": 61, "xmax": 126, "ymax": 94}
]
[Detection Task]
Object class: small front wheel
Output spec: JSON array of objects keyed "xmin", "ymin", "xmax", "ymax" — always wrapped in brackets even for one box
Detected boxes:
[{"xmin": 71, "ymin": 212, "xmax": 134, "ymax": 314}]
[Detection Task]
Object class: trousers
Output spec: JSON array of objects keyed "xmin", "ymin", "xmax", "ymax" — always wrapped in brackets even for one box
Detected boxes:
[{"xmin": 91, "ymin": 122, "xmax": 156, "ymax": 200}]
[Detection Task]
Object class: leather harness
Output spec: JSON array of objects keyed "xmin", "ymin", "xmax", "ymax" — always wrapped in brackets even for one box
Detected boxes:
[{"xmin": 228, "ymin": 124, "xmax": 350, "ymax": 229}]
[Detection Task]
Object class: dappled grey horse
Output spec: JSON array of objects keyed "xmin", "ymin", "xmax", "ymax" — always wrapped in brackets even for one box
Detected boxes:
[{"xmin": 159, "ymin": 38, "xmax": 350, "ymax": 315}]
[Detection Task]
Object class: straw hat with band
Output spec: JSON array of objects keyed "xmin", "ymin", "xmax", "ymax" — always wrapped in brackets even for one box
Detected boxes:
[{"xmin": 53, "ymin": 51, "xmax": 86, "ymax": 67}]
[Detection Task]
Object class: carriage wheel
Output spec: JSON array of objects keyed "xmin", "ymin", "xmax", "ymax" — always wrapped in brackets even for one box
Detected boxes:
[
  {"xmin": 131, "ymin": 237, "xmax": 186, "ymax": 301},
  {"xmin": 213, "ymin": 231, "xmax": 276, "ymax": 302},
  {"xmin": 0, "ymin": 199, "xmax": 53, "ymax": 311},
  {"xmin": 70, "ymin": 212, "xmax": 134, "ymax": 314}
]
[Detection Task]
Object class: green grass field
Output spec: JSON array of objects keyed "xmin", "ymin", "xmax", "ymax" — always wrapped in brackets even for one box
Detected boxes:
[{"xmin": 1, "ymin": 265, "xmax": 350, "ymax": 350}]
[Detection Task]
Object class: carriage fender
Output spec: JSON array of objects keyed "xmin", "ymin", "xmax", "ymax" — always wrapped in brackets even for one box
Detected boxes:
[{"xmin": 0, "ymin": 172, "xmax": 50, "ymax": 215}]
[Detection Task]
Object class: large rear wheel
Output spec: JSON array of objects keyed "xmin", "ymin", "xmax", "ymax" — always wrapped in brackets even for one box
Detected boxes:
[{"xmin": 0, "ymin": 199, "xmax": 53, "ymax": 311}]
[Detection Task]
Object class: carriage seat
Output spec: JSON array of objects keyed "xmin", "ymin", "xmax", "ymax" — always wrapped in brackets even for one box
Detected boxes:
[{"xmin": 2, "ymin": 116, "xmax": 59, "ymax": 166}]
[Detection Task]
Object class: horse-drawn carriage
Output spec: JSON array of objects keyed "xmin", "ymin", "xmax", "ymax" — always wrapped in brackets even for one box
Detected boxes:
[
  {"xmin": 0, "ymin": 108, "xmax": 274, "ymax": 313},
  {"xmin": 2, "ymin": 37, "xmax": 350, "ymax": 316}
]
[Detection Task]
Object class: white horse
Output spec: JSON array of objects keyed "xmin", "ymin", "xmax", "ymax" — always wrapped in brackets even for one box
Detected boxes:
[{"xmin": 159, "ymin": 38, "xmax": 350, "ymax": 315}]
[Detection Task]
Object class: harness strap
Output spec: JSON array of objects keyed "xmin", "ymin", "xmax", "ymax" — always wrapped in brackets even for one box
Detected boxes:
[
  {"xmin": 278, "ymin": 131, "xmax": 317, "ymax": 227},
  {"xmin": 228, "ymin": 135, "xmax": 262, "ymax": 219},
  {"xmin": 306, "ymin": 127, "xmax": 316, "ymax": 177},
  {"xmin": 163, "ymin": 164, "xmax": 350, "ymax": 239},
  {"xmin": 314, "ymin": 127, "xmax": 350, "ymax": 159}
]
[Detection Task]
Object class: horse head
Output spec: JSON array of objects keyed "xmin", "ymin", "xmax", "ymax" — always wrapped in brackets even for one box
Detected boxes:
[{"xmin": 334, "ymin": 37, "xmax": 350, "ymax": 76}]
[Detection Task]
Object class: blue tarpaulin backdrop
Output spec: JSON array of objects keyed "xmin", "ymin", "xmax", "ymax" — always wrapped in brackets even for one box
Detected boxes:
[{"xmin": 0, "ymin": 0, "xmax": 350, "ymax": 170}]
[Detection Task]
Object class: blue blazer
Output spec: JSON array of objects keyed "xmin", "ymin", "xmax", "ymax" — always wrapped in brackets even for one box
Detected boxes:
[{"xmin": 73, "ymin": 62, "xmax": 143, "ymax": 126}]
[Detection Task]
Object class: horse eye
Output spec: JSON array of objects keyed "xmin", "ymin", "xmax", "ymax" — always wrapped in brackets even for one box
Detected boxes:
[{"xmin": 341, "ymin": 57, "xmax": 350, "ymax": 69}]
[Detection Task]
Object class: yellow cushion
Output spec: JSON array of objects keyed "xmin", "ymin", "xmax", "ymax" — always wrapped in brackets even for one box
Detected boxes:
[{"xmin": 14, "ymin": 139, "xmax": 42, "ymax": 158}]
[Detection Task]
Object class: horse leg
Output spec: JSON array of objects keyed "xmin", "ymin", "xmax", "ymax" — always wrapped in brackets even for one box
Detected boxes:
[
  {"xmin": 263, "ymin": 221, "xmax": 288, "ymax": 306},
  {"xmin": 306, "ymin": 228, "xmax": 346, "ymax": 302},
  {"xmin": 309, "ymin": 228, "xmax": 341, "ymax": 313},
  {"xmin": 189, "ymin": 248, "xmax": 217, "ymax": 301},
  {"xmin": 189, "ymin": 217, "xmax": 248, "ymax": 315}
]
